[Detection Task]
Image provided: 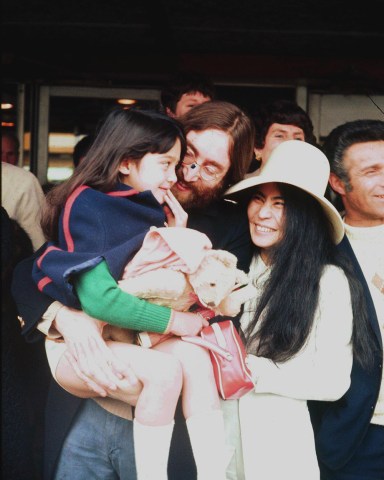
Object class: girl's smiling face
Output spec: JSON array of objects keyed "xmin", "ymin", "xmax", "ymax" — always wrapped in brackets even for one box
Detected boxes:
[
  {"xmin": 120, "ymin": 139, "xmax": 181, "ymax": 204},
  {"xmin": 247, "ymin": 182, "xmax": 285, "ymax": 262}
]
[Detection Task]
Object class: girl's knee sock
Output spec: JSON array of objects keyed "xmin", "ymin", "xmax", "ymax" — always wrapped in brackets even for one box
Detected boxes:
[
  {"xmin": 186, "ymin": 409, "xmax": 227, "ymax": 480},
  {"xmin": 133, "ymin": 419, "xmax": 174, "ymax": 480}
]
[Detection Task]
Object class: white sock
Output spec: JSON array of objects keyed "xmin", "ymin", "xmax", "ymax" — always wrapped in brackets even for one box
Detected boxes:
[
  {"xmin": 186, "ymin": 410, "xmax": 227, "ymax": 480},
  {"xmin": 133, "ymin": 419, "xmax": 174, "ymax": 480}
]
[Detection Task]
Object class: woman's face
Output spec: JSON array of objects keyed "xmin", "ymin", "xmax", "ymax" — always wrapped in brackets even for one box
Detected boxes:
[{"xmin": 247, "ymin": 182, "xmax": 285, "ymax": 261}]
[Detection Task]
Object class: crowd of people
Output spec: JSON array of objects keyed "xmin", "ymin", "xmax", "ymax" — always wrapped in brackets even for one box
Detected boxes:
[{"xmin": 2, "ymin": 72, "xmax": 383, "ymax": 480}]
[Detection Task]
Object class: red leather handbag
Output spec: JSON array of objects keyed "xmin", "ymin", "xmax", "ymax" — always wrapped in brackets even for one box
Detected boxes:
[{"xmin": 182, "ymin": 320, "xmax": 254, "ymax": 400}]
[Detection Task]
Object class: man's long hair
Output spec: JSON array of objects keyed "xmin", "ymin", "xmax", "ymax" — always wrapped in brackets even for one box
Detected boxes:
[{"xmin": 180, "ymin": 100, "xmax": 255, "ymax": 187}]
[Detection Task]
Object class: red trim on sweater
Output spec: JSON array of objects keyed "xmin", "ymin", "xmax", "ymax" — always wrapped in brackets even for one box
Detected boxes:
[
  {"xmin": 37, "ymin": 276, "xmax": 53, "ymax": 292},
  {"xmin": 63, "ymin": 185, "xmax": 89, "ymax": 252},
  {"xmin": 106, "ymin": 189, "xmax": 139, "ymax": 197},
  {"xmin": 62, "ymin": 185, "xmax": 138, "ymax": 252},
  {"xmin": 36, "ymin": 245, "xmax": 61, "ymax": 269}
]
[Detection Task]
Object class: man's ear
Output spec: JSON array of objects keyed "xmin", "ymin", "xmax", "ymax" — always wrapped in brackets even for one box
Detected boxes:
[
  {"xmin": 118, "ymin": 159, "xmax": 131, "ymax": 175},
  {"xmin": 254, "ymin": 147, "xmax": 263, "ymax": 162},
  {"xmin": 329, "ymin": 172, "xmax": 347, "ymax": 196},
  {"xmin": 165, "ymin": 107, "xmax": 176, "ymax": 118}
]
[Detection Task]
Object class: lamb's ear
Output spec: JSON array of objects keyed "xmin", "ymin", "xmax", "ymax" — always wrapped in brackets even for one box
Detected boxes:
[
  {"xmin": 204, "ymin": 249, "xmax": 238, "ymax": 269},
  {"xmin": 235, "ymin": 268, "xmax": 248, "ymax": 285}
]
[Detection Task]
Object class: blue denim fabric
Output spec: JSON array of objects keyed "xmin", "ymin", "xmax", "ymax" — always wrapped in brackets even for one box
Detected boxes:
[{"xmin": 54, "ymin": 399, "xmax": 136, "ymax": 480}]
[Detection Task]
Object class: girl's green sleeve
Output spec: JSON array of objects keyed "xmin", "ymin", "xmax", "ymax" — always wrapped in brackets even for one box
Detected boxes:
[{"xmin": 74, "ymin": 260, "xmax": 171, "ymax": 333}]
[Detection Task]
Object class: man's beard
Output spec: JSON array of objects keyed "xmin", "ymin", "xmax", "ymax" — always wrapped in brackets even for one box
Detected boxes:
[{"xmin": 172, "ymin": 171, "xmax": 227, "ymax": 210}]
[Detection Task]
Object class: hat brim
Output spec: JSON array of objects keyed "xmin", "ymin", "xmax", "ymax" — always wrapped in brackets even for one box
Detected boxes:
[{"xmin": 225, "ymin": 174, "xmax": 344, "ymax": 245}]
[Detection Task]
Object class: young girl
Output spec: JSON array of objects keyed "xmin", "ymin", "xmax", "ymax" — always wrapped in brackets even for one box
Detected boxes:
[
  {"xmin": 224, "ymin": 140, "xmax": 375, "ymax": 480},
  {"xmin": 33, "ymin": 108, "xmax": 227, "ymax": 480}
]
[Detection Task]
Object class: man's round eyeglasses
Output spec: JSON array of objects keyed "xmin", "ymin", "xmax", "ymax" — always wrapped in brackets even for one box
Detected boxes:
[{"xmin": 181, "ymin": 158, "xmax": 220, "ymax": 182}]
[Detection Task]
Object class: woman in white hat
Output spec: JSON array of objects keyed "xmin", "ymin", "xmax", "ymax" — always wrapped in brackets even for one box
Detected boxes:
[{"xmin": 224, "ymin": 140, "xmax": 374, "ymax": 480}]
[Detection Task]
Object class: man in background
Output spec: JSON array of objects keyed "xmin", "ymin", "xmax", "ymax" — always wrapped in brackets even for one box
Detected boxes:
[
  {"xmin": 2, "ymin": 130, "xmax": 20, "ymax": 165},
  {"xmin": 309, "ymin": 119, "xmax": 384, "ymax": 480},
  {"xmin": 161, "ymin": 72, "xmax": 215, "ymax": 118},
  {"xmin": 1, "ymin": 157, "xmax": 46, "ymax": 251},
  {"xmin": 250, "ymin": 99, "xmax": 317, "ymax": 171}
]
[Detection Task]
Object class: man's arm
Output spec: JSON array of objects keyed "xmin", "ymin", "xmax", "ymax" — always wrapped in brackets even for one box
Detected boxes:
[
  {"xmin": 53, "ymin": 306, "xmax": 143, "ymax": 398},
  {"xmin": 11, "ymin": 250, "xmax": 53, "ymax": 342},
  {"xmin": 11, "ymin": 250, "xmax": 142, "ymax": 396}
]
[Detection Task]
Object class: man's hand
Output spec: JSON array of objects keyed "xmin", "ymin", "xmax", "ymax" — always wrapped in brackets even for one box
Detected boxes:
[{"xmin": 54, "ymin": 307, "xmax": 141, "ymax": 397}]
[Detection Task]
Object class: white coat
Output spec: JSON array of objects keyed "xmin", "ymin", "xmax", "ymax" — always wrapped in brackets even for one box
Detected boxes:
[{"xmin": 225, "ymin": 255, "xmax": 354, "ymax": 480}]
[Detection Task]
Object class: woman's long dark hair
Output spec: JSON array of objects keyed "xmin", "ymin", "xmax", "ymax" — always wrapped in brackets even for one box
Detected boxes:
[
  {"xmin": 244, "ymin": 184, "xmax": 375, "ymax": 370},
  {"xmin": 42, "ymin": 108, "xmax": 187, "ymax": 241}
]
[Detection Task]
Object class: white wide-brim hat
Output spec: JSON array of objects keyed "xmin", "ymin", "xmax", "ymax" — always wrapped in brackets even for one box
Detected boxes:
[{"xmin": 225, "ymin": 140, "xmax": 344, "ymax": 244}]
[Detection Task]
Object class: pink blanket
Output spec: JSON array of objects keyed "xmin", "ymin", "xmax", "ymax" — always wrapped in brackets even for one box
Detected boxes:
[{"xmin": 122, "ymin": 227, "xmax": 213, "ymax": 279}]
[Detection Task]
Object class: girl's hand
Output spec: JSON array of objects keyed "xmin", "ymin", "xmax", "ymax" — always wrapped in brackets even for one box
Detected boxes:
[
  {"xmin": 163, "ymin": 190, "xmax": 188, "ymax": 227},
  {"xmin": 168, "ymin": 310, "xmax": 209, "ymax": 337}
]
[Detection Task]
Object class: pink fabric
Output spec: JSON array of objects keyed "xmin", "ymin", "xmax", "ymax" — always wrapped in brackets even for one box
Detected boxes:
[{"xmin": 122, "ymin": 227, "xmax": 212, "ymax": 279}]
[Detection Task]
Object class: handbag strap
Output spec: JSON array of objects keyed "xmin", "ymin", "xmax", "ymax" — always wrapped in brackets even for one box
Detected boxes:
[{"xmin": 181, "ymin": 334, "xmax": 233, "ymax": 361}]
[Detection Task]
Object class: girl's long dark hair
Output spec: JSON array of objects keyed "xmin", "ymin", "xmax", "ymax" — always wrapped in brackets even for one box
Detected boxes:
[
  {"xmin": 42, "ymin": 108, "xmax": 187, "ymax": 241},
  {"xmin": 244, "ymin": 184, "xmax": 375, "ymax": 370}
]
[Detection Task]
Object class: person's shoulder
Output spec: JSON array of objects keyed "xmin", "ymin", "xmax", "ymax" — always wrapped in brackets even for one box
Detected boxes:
[
  {"xmin": 69, "ymin": 185, "xmax": 104, "ymax": 203},
  {"xmin": 64, "ymin": 187, "xmax": 108, "ymax": 220},
  {"xmin": 320, "ymin": 264, "xmax": 349, "ymax": 290},
  {"xmin": 67, "ymin": 186, "xmax": 129, "ymax": 217},
  {"xmin": 2, "ymin": 162, "xmax": 36, "ymax": 180},
  {"xmin": 2, "ymin": 162, "xmax": 43, "ymax": 192},
  {"xmin": 211, "ymin": 198, "xmax": 248, "ymax": 217},
  {"xmin": 188, "ymin": 198, "xmax": 248, "ymax": 232},
  {"xmin": 76, "ymin": 184, "xmax": 135, "ymax": 199}
]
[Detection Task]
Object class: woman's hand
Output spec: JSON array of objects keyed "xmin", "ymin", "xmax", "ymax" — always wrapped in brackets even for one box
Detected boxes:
[
  {"xmin": 53, "ymin": 307, "xmax": 140, "ymax": 397},
  {"xmin": 168, "ymin": 310, "xmax": 209, "ymax": 337},
  {"xmin": 163, "ymin": 190, "xmax": 188, "ymax": 227}
]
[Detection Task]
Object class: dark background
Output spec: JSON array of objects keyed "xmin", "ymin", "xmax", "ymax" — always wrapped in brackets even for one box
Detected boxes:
[
  {"xmin": 2, "ymin": 0, "xmax": 384, "ymax": 139},
  {"xmin": 3, "ymin": 0, "xmax": 383, "ymax": 89}
]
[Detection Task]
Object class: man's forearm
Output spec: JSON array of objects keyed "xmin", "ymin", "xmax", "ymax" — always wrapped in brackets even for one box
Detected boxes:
[
  {"xmin": 38, "ymin": 300, "xmax": 65, "ymax": 338},
  {"xmin": 11, "ymin": 251, "xmax": 54, "ymax": 341}
]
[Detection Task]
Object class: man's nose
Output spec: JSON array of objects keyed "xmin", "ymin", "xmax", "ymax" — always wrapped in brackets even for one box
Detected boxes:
[{"xmin": 182, "ymin": 163, "xmax": 200, "ymax": 182}]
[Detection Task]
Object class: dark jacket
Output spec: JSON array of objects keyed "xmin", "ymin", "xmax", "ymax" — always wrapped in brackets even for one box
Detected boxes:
[
  {"xmin": 33, "ymin": 184, "xmax": 166, "ymax": 307},
  {"xmin": 308, "ymin": 235, "xmax": 383, "ymax": 472},
  {"xmin": 11, "ymin": 197, "xmax": 252, "ymax": 480}
]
